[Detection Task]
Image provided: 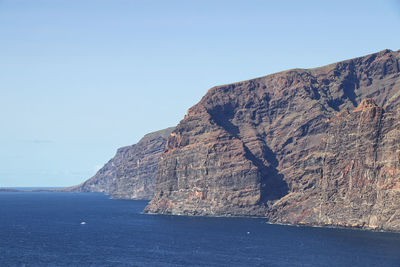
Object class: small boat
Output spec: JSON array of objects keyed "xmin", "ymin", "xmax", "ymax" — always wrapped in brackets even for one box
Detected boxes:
[{"xmin": 80, "ymin": 221, "xmax": 86, "ymax": 225}]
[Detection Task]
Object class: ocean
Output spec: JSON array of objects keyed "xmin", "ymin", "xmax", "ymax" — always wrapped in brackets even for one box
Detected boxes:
[{"xmin": 1, "ymin": 192, "xmax": 399, "ymax": 266}]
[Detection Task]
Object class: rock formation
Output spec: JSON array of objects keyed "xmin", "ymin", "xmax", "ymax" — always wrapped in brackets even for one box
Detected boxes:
[
  {"xmin": 269, "ymin": 98, "xmax": 400, "ymax": 231},
  {"xmin": 144, "ymin": 49, "xmax": 400, "ymax": 231},
  {"xmin": 64, "ymin": 127, "xmax": 174, "ymax": 200}
]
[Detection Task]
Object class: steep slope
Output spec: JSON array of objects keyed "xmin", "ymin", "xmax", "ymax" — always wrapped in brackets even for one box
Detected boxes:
[
  {"xmin": 269, "ymin": 98, "xmax": 400, "ymax": 231},
  {"xmin": 145, "ymin": 49, "xmax": 400, "ymax": 231},
  {"xmin": 65, "ymin": 127, "xmax": 174, "ymax": 200}
]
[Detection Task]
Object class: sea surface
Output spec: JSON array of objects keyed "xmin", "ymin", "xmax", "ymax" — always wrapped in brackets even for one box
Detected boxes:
[{"xmin": 1, "ymin": 192, "xmax": 400, "ymax": 266}]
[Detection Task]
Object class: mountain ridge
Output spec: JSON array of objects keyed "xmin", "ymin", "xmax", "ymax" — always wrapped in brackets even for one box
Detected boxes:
[
  {"xmin": 59, "ymin": 127, "xmax": 175, "ymax": 200},
  {"xmin": 144, "ymin": 49, "xmax": 400, "ymax": 231}
]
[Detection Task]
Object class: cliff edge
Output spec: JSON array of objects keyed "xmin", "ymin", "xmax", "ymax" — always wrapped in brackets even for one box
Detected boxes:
[
  {"xmin": 63, "ymin": 127, "xmax": 174, "ymax": 200},
  {"xmin": 145, "ymin": 49, "xmax": 400, "ymax": 231}
]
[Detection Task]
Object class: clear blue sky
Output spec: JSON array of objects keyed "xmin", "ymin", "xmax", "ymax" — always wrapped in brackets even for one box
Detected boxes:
[{"xmin": 1, "ymin": 0, "xmax": 399, "ymax": 187}]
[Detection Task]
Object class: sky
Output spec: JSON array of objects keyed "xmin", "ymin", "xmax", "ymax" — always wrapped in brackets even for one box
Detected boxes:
[{"xmin": 0, "ymin": 0, "xmax": 399, "ymax": 187}]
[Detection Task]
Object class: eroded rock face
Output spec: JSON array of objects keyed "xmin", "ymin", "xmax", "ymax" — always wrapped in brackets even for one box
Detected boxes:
[
  {"xmin": 65, "ymin": 127, "xmax": 174, "ymax": 200},
  {"xmin": 145, "ymin": 49, "xmax": 400, "ymax": 231},
  {"xmin": 269, "ymin": 99, "xmax": 400, "ymax": 231}
]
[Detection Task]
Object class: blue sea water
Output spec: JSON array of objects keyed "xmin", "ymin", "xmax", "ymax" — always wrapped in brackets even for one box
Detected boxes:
[{"xmin": 1, "ymin": 192, "xmax": 400, "ymax": 266}]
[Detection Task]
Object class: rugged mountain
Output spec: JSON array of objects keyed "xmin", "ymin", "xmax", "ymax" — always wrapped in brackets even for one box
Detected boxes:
[
  {"xmin": 65, "ymin": 127, "xmax": 174, "ymax": 200},
  {"xmin": 269, "ymin": 98, "xmax": 400, "ymax": 231},
  {"xmin": 144, "ymin": 49, "xmax": 400, "ymax": 231}
]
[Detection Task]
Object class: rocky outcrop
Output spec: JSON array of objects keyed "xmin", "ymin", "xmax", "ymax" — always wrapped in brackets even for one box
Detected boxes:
[
  {"xmin": 64, "ymin": 127, "xmax": 174, "ymax": 200},
  {"xmin": 145, "ymin": 49, "xmax": 400, "ymax": 231},
  {"xmin": 269, "ymin": 98, "xmax": 400, "ymax": 231}
]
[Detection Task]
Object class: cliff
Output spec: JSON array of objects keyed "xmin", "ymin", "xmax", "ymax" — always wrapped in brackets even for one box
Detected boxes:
[
  {"xmin": 144, "ymin": 49, "xmax": 400, "ymax": 231},
  {"xmin": 269, "ymin": 98, "xmax": 400, "ymax": 231},
  {"xmin": 64, "ymin": 127, "xmax": 174, "ymax": 200}
]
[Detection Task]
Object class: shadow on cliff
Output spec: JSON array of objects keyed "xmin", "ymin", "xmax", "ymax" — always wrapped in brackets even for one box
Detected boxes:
[
  {"xmin": 243, "ymin": 141, "xmax": 289, "ymax": 203},
  {"xmin": 327, "ymin": 62, "xmax": 359, "ymax": 111},
  {"xmin": 208, "ymin": 104, "xmax": 289, "ymax": 204}
]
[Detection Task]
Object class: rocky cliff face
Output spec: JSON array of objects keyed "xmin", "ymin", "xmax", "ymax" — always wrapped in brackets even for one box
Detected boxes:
[
  {"xmin": 145, "ymin": 49, "xmax": 400, "ymax": 231},
  {"xmin": 66, "ymin": 127, "xmax": 174, "ymax": 200},
  {"xmin": 269, "ymin": 98, "xmax": 400, "ymax": 231}
]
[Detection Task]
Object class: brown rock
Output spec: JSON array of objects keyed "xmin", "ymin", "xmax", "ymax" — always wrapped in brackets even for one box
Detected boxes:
[
  {"xmin": 269, "ymin": 98, "xmax": 400, "ymax": 231},
  {"xmin": 145, "ymin": 49, "xmax": 400, "ymax": 231},
  {"xmin": 62, "ymin": 127, "xmax": 175, "ymax": 200}
]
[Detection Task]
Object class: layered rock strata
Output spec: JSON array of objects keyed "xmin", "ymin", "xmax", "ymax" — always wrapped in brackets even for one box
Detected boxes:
[
  {"xmin": 145, "ymin": 49, "xmax": 400, "ymax": 231},
  {"xmin": 269, "ymin": 98, "xmax": 400, "ymax": 231},
  {"xmin": 64, "ymin": 127, "xmax": 174, "ymax": 200}
]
